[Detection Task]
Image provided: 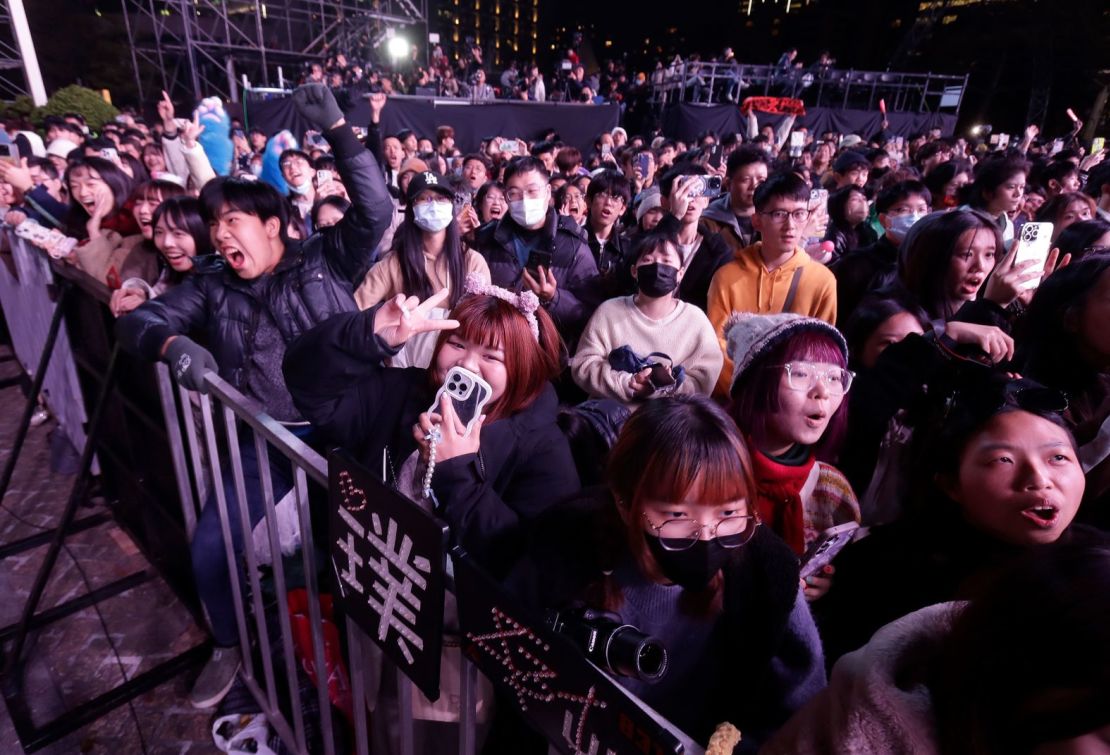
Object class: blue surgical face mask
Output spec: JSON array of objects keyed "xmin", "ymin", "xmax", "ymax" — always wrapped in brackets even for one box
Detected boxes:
[{"xmin": 886, "ymin": 211, "xmax": 925, "ymax": 242}]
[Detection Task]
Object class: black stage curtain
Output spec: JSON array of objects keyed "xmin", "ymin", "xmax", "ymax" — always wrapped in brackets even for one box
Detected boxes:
[
  {"xmin": 661, "ymin": 103, "xmax": 957, "ymax": 143},
  {"xmin": 245, "ymin": 95, "xmax": 620, "ymax": 155}
]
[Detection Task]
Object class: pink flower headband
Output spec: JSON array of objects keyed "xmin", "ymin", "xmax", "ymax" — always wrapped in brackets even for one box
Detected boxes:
[{"xmin": 464, "ymin": 274, "xmax": 540, "ymax": 340}]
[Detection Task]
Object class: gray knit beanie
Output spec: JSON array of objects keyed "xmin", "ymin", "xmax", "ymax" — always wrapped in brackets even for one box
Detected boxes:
[{"xmin": 723, "ymin": 312, "xmax": 848, "ymax": 396}]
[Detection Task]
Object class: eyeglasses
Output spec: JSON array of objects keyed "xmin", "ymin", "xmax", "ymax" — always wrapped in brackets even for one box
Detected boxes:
[
  {"xmin": 643, "ymin": 513, "xmax": 761, "ymax": 551},
  {"xmin": 759, "ymin": 208, "xmax": 810, "ymax": 224},
  {"xmin": 593, "ymin": 192, "xmax": 625, "ymax": 206},
  {"xmin": 775, "ymin": 362, "xmax": 855, "ymax": 395}
]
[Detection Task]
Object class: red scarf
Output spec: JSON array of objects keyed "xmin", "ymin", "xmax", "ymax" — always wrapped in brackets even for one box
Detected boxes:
[{"xmin": 749, "ymin": 444, "xmax": 815, "ymax": 555}]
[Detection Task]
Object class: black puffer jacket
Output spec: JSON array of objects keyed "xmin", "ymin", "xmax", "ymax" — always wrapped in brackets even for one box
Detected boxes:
[
  {"xmin": 474, "ymin": 209, "xmax": 603, "ymax": 345},
  {"xmin": 283, "ymin": 304, "xmax": 582, "ymax": 573},
  {"xmin": 116, "ymin": 124, "xmax": 392, "ymax": 396}
]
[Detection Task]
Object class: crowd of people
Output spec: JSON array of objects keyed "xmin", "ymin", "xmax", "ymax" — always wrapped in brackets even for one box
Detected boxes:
[{"xmin": 3, "ymin": 75, "xmax": 1110, "ymax": 753}]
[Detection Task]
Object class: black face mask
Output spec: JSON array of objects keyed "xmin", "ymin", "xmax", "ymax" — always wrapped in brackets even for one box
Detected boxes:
[
  {"xmin": 645, "ymin": 534, "xmax": 732, "ymax": 590},
  {"xmin": 635, "ymin": 263, "xmax": 680, "ymax": 298}
]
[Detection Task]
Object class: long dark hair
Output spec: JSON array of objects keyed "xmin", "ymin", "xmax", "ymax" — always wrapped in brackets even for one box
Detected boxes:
[
  {"xmin": 394, "ymin": 205, "xmax": 467, "ymax": 308},
  {"xmin": 64, "ymin": 156, "xmax": 135, "ymax": 238},
  {"xmin": 899, "ymin": 209, "xmax": 1003, "ymax": 321},
  {"xmin": 1019, "ymin": 252, "xmax": 1110, "ymax": 394},
  {"xmin": 152, "ymin": 195, "xmax": 211, "ymax": 284}
]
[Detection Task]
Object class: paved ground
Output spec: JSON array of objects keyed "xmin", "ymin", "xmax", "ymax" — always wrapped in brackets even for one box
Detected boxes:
[{"xmin": 0, "ymin": 347, "xmax": 217, "ymax": 755}]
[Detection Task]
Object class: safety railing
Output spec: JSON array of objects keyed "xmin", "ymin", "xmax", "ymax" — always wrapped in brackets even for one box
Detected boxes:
[
  {"xmin": 0, "ymin": 231, "xmax": 700, "ymax": 753},
  {"xmin": 650, "ymin": 60, "xmax": 968, "ymax": 114},
  {"xmin": 157, "ymin": 362, "xmax": 704, "ymax": 754}
]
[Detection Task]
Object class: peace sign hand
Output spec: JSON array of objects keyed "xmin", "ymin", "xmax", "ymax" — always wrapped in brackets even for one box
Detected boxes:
[{"xmin": 374, "ymin": 288, "xmax": 460, "ymax": 348}]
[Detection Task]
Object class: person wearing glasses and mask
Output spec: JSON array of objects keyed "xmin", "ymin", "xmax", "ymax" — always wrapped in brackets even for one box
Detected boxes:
[
  {"xmin": 724, "ymin": 313, "xmax": 861, "ymax": 602},
  {"xmin": 507, "ymin": 395, "xmax": 826, "ymax": 753},
  {"xmin": 830, "ymin": 180, "xmax": 932, "ymax": 328},
  {"xmin": 707, "ymin": 172, "xmax": 838, "ymax": 396}
]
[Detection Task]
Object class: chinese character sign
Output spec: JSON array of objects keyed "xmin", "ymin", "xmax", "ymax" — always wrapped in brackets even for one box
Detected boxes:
[{"xmin": 329, "ymin": 450, "xmax": 449, "ymax": 700}]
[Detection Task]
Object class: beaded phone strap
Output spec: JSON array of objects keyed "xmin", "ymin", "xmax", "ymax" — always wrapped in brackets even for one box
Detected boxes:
[{"xmin": 421, "ymin": 425, "xmax": 442, "ymax": 500}]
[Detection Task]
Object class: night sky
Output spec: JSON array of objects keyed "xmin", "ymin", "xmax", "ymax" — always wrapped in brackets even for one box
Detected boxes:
[{"xmin": 27, "ymin": 0, "xmax": 1110, "ymax": 133}]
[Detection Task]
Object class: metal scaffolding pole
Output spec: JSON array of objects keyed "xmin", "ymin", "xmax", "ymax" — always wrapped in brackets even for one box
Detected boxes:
[{"xmin": 119, "ymin": 0, "xmax": 428, "ymax": 104}]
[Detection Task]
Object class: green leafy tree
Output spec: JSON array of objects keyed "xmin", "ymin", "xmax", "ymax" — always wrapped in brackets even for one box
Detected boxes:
[{"xmin": 37, "ymin": 85, "xmax": 119, "ymax": 131}]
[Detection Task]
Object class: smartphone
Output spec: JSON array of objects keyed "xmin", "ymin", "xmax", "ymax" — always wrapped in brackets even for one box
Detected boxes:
[
  {"xmin": 315, "ymin": 169, "xmax": 333, "ymax": 186},
  {"xmin": 809, "ymin": 188, "xmax": 829, "ymax": 213},
  {"xmin": 998, "ymin": 133, "xmax": 1010, "ymax": 150},
  {"xmin": 453, "ymin": 191, "xmax": 472, "ymax": 213},
  {"xmin": 526, "ymin": 249, "xmax": 553, "ymax": 273},
  {"xmin": 1014, "ymin": 222, "xmax": 1054, "ymax": 291},
  {"xmin": 789, "ymin": 130, "xmax": 805, "ymax": 158},
  {"xmin": 0, "ymin": 141, "xmax": 18, "ymax": 166},
  {"xmin": 708, "ymin": 143, "xmax": 723, "ymax": 169},
  {"xmin": 99, "ymin": 147, "xmax": 118, "ymax": 164},
  {"xmin": 989, "ymin": 133, "xmax": 1000, "ymax": 146},
  {"xmin": 1093, "ymin": 137, "xmax": 1106, "ymax": 154},
  {"xmin": 647, "ymin": 362, "xmax": 676, "ymax": 391},
  {"xmin": 427, "ymin": 367, "xmax": 492, "ymax": 439},
  {"xmin": 1050, "ymin": 138, "xmax": 1064, "ymax": 156},
  {"xmin": 799, "ymin": 522, "xmax": 860, "ymax": 580},
  {"xmin": 601, "ymin": 144, "xmax": 612, "ymax": 156},
  {"xmin": 499, "ymin": 141, "xmax": 518, "ymax": 154},
  {"xmin": 680, "ymin": 175, "xmax": 722, "ymax": 198},
  {"xmin": 636, "ymin": 152, "xmax": 651, "ymax": 178}
]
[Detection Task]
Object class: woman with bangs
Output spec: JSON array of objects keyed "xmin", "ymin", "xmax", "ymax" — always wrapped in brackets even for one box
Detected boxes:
[
  {"xmin": 507, "ymin": 395, "xmax": 825, "ymax": 752},
  {"xmin": 109, "ymin": 196, "xmax": 215, "ymax": 316},
  {"xmin": 284, "ymin": 275, "xmax": 579, "ymax": 574},
  {"xmin": 724, "ymin": 313, "xmax": 861, "ymax": 600},
  {"xmin": 66, "ymin": 170, "xmax": 185, "ymax": 288}
]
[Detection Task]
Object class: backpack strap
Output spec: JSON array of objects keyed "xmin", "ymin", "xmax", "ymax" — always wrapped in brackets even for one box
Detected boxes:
[{"xmin": 782, "ymin": 266, "xmax": 803, "ymax": 313}]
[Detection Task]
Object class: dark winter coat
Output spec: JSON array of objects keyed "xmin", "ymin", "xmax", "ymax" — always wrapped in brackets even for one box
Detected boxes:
[
  {"xmin": 474, "ymin": 208, "xmax": 603, "ymax": 345},
  {"xmin": 116, "ymin": 125, "xmax": 392, "ymax": 405},
  {"xmin": 282, "ymin": 304, "xmax": 581, "ymax": 573}
]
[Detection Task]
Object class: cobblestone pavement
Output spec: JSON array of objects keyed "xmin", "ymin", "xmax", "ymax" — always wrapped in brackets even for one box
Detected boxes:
[{"xmin": 0, "ymin": 348, "xmax": 217, "ymax": 754}]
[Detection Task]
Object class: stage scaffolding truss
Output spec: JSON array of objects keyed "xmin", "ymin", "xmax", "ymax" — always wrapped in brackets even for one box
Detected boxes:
[{"xmin": 120, "ymin": 0, "xmax": 428, "ymax": 104}]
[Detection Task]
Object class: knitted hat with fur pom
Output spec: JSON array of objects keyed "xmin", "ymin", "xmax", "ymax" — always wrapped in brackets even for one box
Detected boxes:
[{"xmin": 723, "ymin": 312, "xmax": 848, "ymax": 396}]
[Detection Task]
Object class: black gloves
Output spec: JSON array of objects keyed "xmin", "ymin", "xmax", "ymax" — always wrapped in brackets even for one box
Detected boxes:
[
  {"xmin": 293, "ymin": 83, "xmax": 345, "ymax": 131},
  {"xmin": 164, "ymin": 336, "xmax": 218, "ymax": 393}
]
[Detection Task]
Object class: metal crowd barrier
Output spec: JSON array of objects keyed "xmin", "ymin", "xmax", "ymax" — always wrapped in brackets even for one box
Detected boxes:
[
  {"xmin": 0, "ymin": 236, "xmax": 92, "ymax": 468},
  {"xmin": 156, "ymin": 364, "xmax": 493, "ymax": 755},
  {"xmin": 650, "ymin": 60, "xmax": 968, "ymax": 114},
  {"xmin": 157, "ymin": 365, "xmax": 702, "ymax": 755},
  {"xmin": 0, "ymin": 233, "xmax": 701, "ymax": 750}
]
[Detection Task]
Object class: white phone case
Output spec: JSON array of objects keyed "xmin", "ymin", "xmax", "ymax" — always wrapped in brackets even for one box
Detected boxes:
[
  {"xmin": 1014, "ymin": 222, "xmax": 1054, "ymax": 291},
  {"xmin": 428, "ymin": 367, "xmax": 492, "ymax": 438}
]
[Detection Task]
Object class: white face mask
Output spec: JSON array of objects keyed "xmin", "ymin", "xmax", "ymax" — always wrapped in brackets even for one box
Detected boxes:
[
  {"xmin": 290, "ymin": 178, "xmax": 313, "ymax": 196},
  {"xmin": 413, "ymin": 201, "xmax": 454, "ymax": 232},
  {"xmin": 509, "ymin": 196, "xmax": 548, "ymax": 227}
]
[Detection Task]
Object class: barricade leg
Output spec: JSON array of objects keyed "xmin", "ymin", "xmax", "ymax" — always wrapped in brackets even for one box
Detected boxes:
[
  {"xmin": 1, "ymin": 340, "xmax": 117, "ymax": 681},
  {"xmin": 0, "ymin": 281, "xmax": 69, "ymax": 502}
]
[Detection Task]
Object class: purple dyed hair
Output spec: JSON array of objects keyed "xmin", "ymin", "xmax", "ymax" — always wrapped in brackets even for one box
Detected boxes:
[{"xmin": 729, "ymin": 329, "xmax": 849, "ymax": 462}]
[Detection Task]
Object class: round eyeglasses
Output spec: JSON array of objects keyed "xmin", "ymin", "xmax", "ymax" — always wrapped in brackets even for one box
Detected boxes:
[
  {"xmin": 643, "ymin": 513, "xmax": 761, "ymax": 551},
  {"xmin": 775, "ymin": 362, "xmax": 855, "ymax": 396}
]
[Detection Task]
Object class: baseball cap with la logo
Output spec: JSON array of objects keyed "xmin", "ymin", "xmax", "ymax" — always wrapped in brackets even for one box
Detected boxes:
[{"xmin": 405, "ymin": 170, "xmax": 453, "ymax": 203}]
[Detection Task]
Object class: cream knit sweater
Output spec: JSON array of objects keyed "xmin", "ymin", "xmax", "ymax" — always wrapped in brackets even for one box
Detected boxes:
[{"xmin": 572, "ymin": 295, "xmax": 724, "ymax": 404}]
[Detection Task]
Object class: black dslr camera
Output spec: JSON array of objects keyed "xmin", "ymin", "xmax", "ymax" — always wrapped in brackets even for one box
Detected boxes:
[{"xmin": 546, "ymin": 606, "xmax": 668, "ymax": 682}]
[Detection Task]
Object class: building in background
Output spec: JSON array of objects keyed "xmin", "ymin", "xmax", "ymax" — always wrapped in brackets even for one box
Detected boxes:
[{"xmin": 431, "ymin": 0, "xmax": 541, "ymax": 69}]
